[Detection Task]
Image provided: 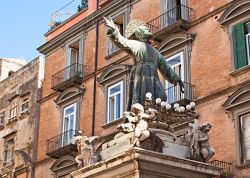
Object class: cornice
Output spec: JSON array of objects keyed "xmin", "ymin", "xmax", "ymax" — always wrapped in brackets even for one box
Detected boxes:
[{"xmin": 37, "ymin": 0, "xmax": 140, "ymax": 56}]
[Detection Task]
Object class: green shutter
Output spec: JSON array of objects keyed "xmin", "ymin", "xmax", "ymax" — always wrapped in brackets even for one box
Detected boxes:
[{"xmin": 233, "ymin": 23, "xmax": 248, "ymax": 70}]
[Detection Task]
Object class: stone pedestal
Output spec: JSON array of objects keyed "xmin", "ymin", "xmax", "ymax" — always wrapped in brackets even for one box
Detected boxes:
[{"xmin": 71, "ymin": 148, "xmax": 221, "ymax": 178}]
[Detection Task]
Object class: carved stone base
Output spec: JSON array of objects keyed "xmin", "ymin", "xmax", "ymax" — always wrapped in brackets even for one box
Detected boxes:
[{"xmin": 71, "ymin": 148, "xmax": 221, "ymax": 178}]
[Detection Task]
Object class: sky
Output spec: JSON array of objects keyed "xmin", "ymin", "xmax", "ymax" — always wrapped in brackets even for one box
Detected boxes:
[{"xmin": 0, "ymin": 0, "xmax": 82, "ymax": 62}]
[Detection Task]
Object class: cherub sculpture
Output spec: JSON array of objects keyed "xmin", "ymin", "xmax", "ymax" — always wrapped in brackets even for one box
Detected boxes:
[
  {"xmin": 184, "ymin": 122, "xmax": 215, "ymax": 162},
  {"xmin": 74, "ymin": 132, "xmax": 99, "ymax": 168},
  {"xmin": 104, "ymin": 17, "xmax": 184, "ymax": 111},
  {"xmin": 118, "ymin": 103, "xmax": 157, "ymax": 146}
]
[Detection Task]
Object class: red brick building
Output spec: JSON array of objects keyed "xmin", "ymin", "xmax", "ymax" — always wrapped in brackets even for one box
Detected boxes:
[{"xmin": 35, "ymin": 0, "xmax": 250, "ymax": 177}]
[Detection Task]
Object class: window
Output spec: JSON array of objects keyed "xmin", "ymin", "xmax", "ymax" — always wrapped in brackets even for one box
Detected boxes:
[
  {"xmin": 66, "ymin": 37, "xmax": 84, "ymax": 79},
  {"xmin": 107, "ymin": 81, "xmax": 124, "ymax": 123},
  {"xmin": 162, "ymin": 0, "xmax": 188, "ymax": 27},
  {"xmin": 165, "ymin": 52, "xmax": 184, "ymax": 104},
  {"xmin": 240, "ymin": 113, "xmax": 250, "ymax": 164},
  {"xmin": 232, "ymin": 22, "xmax": 250, "ymax": 70},
  {"xmin": 0, "ymin": 111, "xmax": 5, "ymax": 125},
  {"xmin": 224, "ymin": 85, "xmax": 250, "ymax": 165},
  {"xmin": 4, "ymin": 137, "xmax": 14, "ymax": 163},
  {"xmin": 9, "ymin": 106, "xmax": 17, "ymax": 119},
  {"xmin": 21, "ymin": 98, "xmax": 29, "ymax": 113},
  {"xmin": 62, "ymin": 103, "xmax": 77, "ymax": 146},
  {"xmin": 107, "ymin": 16, "xmax": 125, "ymax": 55}
]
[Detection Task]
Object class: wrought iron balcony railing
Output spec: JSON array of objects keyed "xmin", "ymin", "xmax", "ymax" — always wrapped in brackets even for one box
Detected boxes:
[
  {"xmin": 165, "ymin": 82, "xmax": 194, "ymax": 105},
  {"xmin": 51, "ymin": 63, "xmax": 87, "ymax": 91},
  {"xmin": 46, "ymin": 130, "xmax": 78, "ymax": 158},
  {"xmin": 147, "ymin": 4, "xmax": 192, "ymax": 34},
  {"xmin": 210, "ymin": 160, "xmax": 233, "ymax": 177}
]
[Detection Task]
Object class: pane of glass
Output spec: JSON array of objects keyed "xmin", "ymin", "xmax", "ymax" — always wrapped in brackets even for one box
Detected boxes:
[
  {"xmin": 246, "ymin": 23, "xmax": 250, "ymax": 34},
  {"xmin": 65, "ymin": 106, "xmax": 75, "ymax": 115},
  {"xmin": 116, "ymin": 94, "xmax": 121, "ymax": 119},
  {"xmin": 242, "ymin": 114, "xmax": 250, "ymax": 161},
  {"xmin": 167, "ymin": 56, "xmax": 181, "ymax": 66},
  {"xmin": 109, "ymin": 84, "xmax": 121, "ymax": 95},
  {"xmin": 246, "ymin": 35, "xmax": 250, "ymax": 60},
  {"xmin": 109, "ymin": 96, "xmax": 115, "ymax": 122}
]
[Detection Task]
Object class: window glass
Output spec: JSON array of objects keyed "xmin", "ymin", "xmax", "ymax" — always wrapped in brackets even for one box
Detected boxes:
[
  {"xmin": 10, "ymin": 106, "xmax": 17, "ymax": 118},
  {"xmin": 4, "ymin": 138, "xmax": 14, "ymax": 162},
  {"xmin": 107, "ymin": 81, "xmax": 123, "ymax": 123},
  {"xmin": 62, "ymin": 103, "xmax": 77, "ymax": 146},
  {"xmin": 241, "ymin": 114, "xmax": 250, "ymax": 163},
  {"xmin": 165, "ymin": 52, "xmax": 184, "ymax": 104},
  {"xmin": 0, "ymin": 111, "xmax": 4, "ymax": 124}
]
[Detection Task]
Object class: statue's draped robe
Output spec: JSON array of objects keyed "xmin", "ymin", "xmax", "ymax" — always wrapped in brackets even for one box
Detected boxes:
[{"xmin": 108, "ymin": 29, "xmax": 180, "ymax": 110}]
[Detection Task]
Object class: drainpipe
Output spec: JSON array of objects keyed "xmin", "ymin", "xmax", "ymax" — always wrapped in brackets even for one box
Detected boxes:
[{"xmin": 91, "ymin": 0, "xmax": 99, "ymax": 136}]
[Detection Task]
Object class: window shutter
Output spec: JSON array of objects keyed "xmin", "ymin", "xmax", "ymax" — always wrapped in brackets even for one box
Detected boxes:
[{"xmin": 233, "ymin": 23, "xmax": 248, "ymax": 70}]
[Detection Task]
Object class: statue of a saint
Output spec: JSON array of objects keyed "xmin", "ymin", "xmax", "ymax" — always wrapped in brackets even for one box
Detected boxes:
[{"xmin": 104, "ymin": 17, "xmax": 184, "ymax": 110}]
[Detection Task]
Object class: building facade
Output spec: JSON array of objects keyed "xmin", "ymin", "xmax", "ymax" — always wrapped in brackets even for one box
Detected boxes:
[
  {"xmin": 0, "ymin": 57, "xmax": 44, "ymax": 178},
  {"xmin": 0, "ymin": 58, "xmax": 27, "ymax": 82},
  {"xmin": 36, "ymin": 0, "xmax": 250, "ymax": 177}
]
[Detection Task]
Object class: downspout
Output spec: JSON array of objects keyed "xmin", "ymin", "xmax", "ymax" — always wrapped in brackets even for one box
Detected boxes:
[{"xmin": 91, "ymin": 0, "xmax": 99, "ymax": 136}]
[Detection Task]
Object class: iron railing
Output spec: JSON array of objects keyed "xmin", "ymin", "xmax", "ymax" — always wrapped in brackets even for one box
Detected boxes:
[
  {"xmin": 147, "ymin": 4, "xmax": 192, "ymax": 34},
  {"xmin": 51, "ymin": 63, "xmax": 87, "ymax": 89},
  {"xmin": 210, "ymin": 160, "xmax": 233, "ymax": 176},
  {"xmin": 46, "ymin": 130, "xmax": 77, "ymax": 154},
  {"xmin": 165, "ymin": 82, "xmax": 194, "ymax": 104}
]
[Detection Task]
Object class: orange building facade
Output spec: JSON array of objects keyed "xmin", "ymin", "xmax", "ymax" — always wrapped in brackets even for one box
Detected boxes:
[{"xmin": 35, "ymin": 0, "xmax": 250, "ymax": 177}]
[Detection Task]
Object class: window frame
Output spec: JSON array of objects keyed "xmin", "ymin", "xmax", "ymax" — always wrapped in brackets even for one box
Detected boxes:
[
  {"xmin": 239, "ymin": 113, "xmax": 250, "ymax": 164},
  {"xmin": 106, "ymin": 10, "xmax": 129, "ymax": 57},
  {"xmin": 3, "ymin": 136, "xmax": 15, "ymax": 164},
  {"xmin": 0, "ymin": 111, "xmax": 5, "ymax": 125},
  {"xmin": 9, "ymin": 106, "xmax": 17, "ymax": 119},
  {"xmin": 165, "ymin": 51, "xmax": 185, "ymax": 104},
  {"xmin": 65, "ymin": 35, "xmax": 85, "ymax": 67},
  {"xmin": 106, "ymin": 80, "xmax": 124, "ymax": 123},
  {"xmin": 20, "ymin": 98, "xmax": 29, "ymax": 113}
]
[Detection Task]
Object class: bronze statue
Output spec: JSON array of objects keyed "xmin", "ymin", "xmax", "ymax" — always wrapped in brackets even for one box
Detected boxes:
[{"xmin": 104, "ymin": 17, "xmax": 184, "ymax": 110}]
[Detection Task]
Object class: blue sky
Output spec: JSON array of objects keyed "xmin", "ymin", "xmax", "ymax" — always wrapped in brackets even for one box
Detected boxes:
[{"xmin": 0, "ymin": 0, "xmax": 82, "ymax": 62}]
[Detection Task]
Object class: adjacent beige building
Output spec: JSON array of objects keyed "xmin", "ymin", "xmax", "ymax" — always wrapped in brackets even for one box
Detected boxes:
[{"xmin": 0, "ymin": 57, "xmax": 44, "ymax": 178}]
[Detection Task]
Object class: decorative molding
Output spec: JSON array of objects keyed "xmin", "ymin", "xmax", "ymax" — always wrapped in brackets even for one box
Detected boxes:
[
  {"xmin": 218, "ymin": 0, "xmax": 250, "ymax": 25},
  {"xmin": 157, "ymin": 33, "xmax": 195, "ymax": 53},
  {"xmin": 54, "ymin": 87, "xmax": 85, "ymax": 105},
  {"xmin": 223, "ymin": 84, "xmax": 250, "ymax": 110},
  {"xmin": 97, "ymin": 64, "xmax": 132, "ymax": 84}
]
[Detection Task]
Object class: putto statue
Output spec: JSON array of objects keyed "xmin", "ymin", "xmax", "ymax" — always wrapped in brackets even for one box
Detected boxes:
[
  {"xmin": 74, "ymin": 132, "xmax": 99, "ymax": 168},
  {"xmin": 118, "ymin": 103, "xmax": 157, "ymax": 146},
  {"xmin": 104, "ymin": 17, "xmax": 184, "ymax": 110},
  {"xmin": 184, "ymin": 122, "xmax": 215, "ymax": 162}
]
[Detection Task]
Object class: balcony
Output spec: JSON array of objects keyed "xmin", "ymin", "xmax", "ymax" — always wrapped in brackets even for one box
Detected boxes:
[
  {"xmin": 51, "ymin": 63, "xmax": 87, "ymax": 92},
  {"xmin": 98, "ymin": 0, "xmax": 112, "ymax": 7},
  {"xmin": 210, "ymin": 160, "xmax": 233, "ymax": 177},
  {"xmin": 147, "ymin": 4, "xmax": 192, "ymax": 40},
  {"xmin": 46, "ymin": 130, "xmax": 78, "ymax": 159},
  {"xmin": 165, "ymin": 82, "xmax": 194, "ymax": 105}
]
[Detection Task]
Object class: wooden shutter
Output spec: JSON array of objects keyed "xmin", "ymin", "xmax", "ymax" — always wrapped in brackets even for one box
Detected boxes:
[{"xmin": 233, "ymin": 23, "xmax": 248, "ymax": 70}]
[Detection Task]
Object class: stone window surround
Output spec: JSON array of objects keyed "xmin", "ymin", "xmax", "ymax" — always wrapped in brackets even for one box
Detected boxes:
[
  {"xmin": 3, "ymin": 134, "xmax": 15, "ymax": 165},
  {"xmin": 54, "ymin": 87, "xmax": 84, "ymax": 134},
  {"xmin": 224, "ymin": 84, "xmax": 250, "ymax": 167},
  {"xmin": 105, "ymin": 8, "xmax": 129, "ymax": 58},
  {"xmin": 218, "ymin": 0, "xmax": 250, "ymax": 72},
  {"xmin": 106, "ymin": 80, "xmax": 124, "ymax": 123},
  {"xmin": 50, "ymin": 155, "xmax": 77, "ymax": 178},
  {"xmin": 98, "ymin": 64, "xmax": 132, "ymax": 126},
  {"xmin": 157, "ymin": 33, "xmax": 195, "ymax": 84}
]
